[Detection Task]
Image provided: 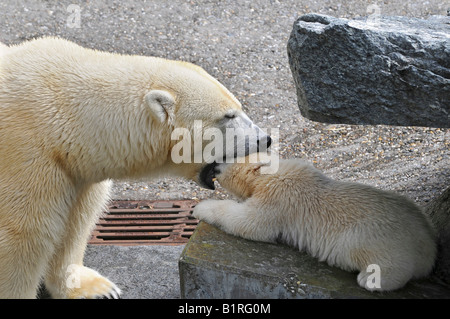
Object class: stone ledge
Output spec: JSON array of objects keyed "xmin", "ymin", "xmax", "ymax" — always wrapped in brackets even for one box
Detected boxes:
[{"xmin": 179, "ymin": 222, "xmax": 450, "ymax": 299}]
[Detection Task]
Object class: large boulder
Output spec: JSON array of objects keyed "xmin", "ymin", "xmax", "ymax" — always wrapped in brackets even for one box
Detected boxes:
[
  {"xmin": 287, "ymin": 14, "xmax": 450, "ymax": 128},
  {"xmin": 426, "ymin": 186, "xmax": 450, "ymax": 285}
]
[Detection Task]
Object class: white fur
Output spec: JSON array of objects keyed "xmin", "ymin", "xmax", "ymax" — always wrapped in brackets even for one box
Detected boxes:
[
  {"xmin": 144, "ymin": 90, "xmax": 176, "ymax": 123},
  {"xmin": 194, "ymin": 157, "xmax": 437, "ymax": 292},
  {"xmin": 0, "ymin": 37, "xmax": 265, "ymax": 298}
]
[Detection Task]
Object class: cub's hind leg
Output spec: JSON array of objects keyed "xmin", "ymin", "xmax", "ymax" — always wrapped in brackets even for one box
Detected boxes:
[
  {"xmin": 351, "ymin": 248, "xmax": 415, "ymax": 292},
  {"xmin": 357, "ymin": 264, "xmax": 414, "ymax": 292}
]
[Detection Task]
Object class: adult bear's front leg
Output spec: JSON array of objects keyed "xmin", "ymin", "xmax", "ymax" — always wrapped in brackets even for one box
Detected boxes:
[{"xmin": 44, "ymin": 180, "xmax": 121, "ymax": 299}]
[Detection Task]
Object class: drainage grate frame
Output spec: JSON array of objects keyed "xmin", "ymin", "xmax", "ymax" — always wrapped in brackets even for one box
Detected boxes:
[{"xmin": 88, "ymin": 200, "xmax": 199, "ymax": 246}]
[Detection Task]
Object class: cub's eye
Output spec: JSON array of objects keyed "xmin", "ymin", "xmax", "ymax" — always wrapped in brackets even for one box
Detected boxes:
[{"xmin": 224, "ymin": 113, "xmax": 236, "ymax": 119}]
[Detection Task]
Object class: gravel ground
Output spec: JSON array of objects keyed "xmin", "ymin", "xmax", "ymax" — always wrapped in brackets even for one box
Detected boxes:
[{"xmin": 0, "ymin": 0, "xmax": 448, "ymax": 207}]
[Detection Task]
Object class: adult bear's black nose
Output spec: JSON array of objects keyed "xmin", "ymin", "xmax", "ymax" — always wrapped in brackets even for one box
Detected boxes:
[{"xmin": 257, "ymin": 135, "xmax": 272, "ymax": 151}]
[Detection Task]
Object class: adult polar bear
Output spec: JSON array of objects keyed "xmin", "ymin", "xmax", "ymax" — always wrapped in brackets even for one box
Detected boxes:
[{"xmin": 0, "ymin": 37, "xmax": 270, "ymax": 298}]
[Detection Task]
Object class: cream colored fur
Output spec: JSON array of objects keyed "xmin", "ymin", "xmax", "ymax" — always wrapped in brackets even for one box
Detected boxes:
[
  {"xmin": 193, "ymin": 155, "xmax": 437, "ymax": 292},
  {"xmin": 0, "ymin": 37, "xmax": 263, "ymax": 298}
]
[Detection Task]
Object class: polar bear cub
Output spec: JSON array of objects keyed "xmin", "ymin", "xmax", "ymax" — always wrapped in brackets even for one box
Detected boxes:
[{"xmin": 193, "ymin": 156, "xmax": 437, "ymax": 292}]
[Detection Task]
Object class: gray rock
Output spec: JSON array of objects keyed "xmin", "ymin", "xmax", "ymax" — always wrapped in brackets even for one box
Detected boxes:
[
  {"xmin": 180, "ymin": 222, "xmax": 450, "ymax": 298},
  {"xmin": 287, "ymin": 14, "xmax": 450, "ymax": 128},
  {"xmin": 426, "ymin": 186, "xmax": 450, "ymax": 286}
]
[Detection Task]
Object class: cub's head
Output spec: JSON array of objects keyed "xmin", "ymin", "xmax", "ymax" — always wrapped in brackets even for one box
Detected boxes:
[
  {"xmin": 199, "ymin": 153, "xmax": 273, "ymax": 198},
  {"xmin": 145, "ymin": 60, "xmax": 271, "ymax": 188}
]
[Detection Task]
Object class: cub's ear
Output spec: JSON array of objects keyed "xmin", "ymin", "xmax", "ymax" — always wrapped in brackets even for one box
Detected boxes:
[{"xmin": 144, "ymin": 90, "xmax": 175, "ymax": 123}]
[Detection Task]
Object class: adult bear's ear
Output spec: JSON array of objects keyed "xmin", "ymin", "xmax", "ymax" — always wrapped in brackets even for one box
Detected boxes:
[{"xmin": 144, "ymin": 90, "xmax": 175, "ymax": 123}]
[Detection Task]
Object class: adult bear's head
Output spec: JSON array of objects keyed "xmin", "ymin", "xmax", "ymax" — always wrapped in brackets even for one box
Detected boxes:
[{"xmin": 144, "ymin": 59, "xmax": 271, "ymax": 189}]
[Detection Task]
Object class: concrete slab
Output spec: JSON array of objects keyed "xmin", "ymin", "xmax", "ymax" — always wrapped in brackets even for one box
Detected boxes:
[
  {"xmin": 38, "ymin": 244, "xmax": 185, "ymax": 299},
  {"xmin": 84, "ymin": 245, "xmax": 185, "ymax": 299},
  {"xmin": 179, "ymin": 222, "xmax": 450, "ymax": 299}
]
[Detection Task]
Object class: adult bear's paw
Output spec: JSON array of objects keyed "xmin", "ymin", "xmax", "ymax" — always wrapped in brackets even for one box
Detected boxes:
[{"xmin": 65, "ymin": 265, "xmax": 121, "ymax": 299}]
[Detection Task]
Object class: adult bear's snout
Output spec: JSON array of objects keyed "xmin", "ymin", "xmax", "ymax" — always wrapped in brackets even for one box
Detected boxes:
[{"xmin": 257, "ymin": 134, "xmax": 272, "ymax": 152}]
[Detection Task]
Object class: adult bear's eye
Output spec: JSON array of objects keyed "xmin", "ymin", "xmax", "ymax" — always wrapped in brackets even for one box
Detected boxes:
[{"xmin": 224, "ymin": 113, "xmax": 236, "ymax": 119}]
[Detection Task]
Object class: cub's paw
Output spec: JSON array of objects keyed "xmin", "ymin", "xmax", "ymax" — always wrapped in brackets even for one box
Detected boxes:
[
  {"xmin": 66, "ymin": 265, "xmax": 121, "ymax": 299},
  {"xmin": 357, "ymin": 270, "xmax": 383, "ymax": 292},
  {"xmin": 357, "ymin": 267, "xmax": 410, "ymax": 292},
  {"xmin": 193, "ymin": 200, "xmax": 219, "ymax": 224}
]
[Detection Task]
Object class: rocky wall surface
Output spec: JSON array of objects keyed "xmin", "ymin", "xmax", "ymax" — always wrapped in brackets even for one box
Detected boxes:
[{"xmin": 287, "ymin": 14, "xmax": 449, "ymax": 128}]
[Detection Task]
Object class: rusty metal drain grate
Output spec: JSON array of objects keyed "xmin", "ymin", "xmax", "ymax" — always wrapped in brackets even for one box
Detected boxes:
[{"xmin": 88, "ymin": 200, "xmax": 198, "ymax": 246}]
